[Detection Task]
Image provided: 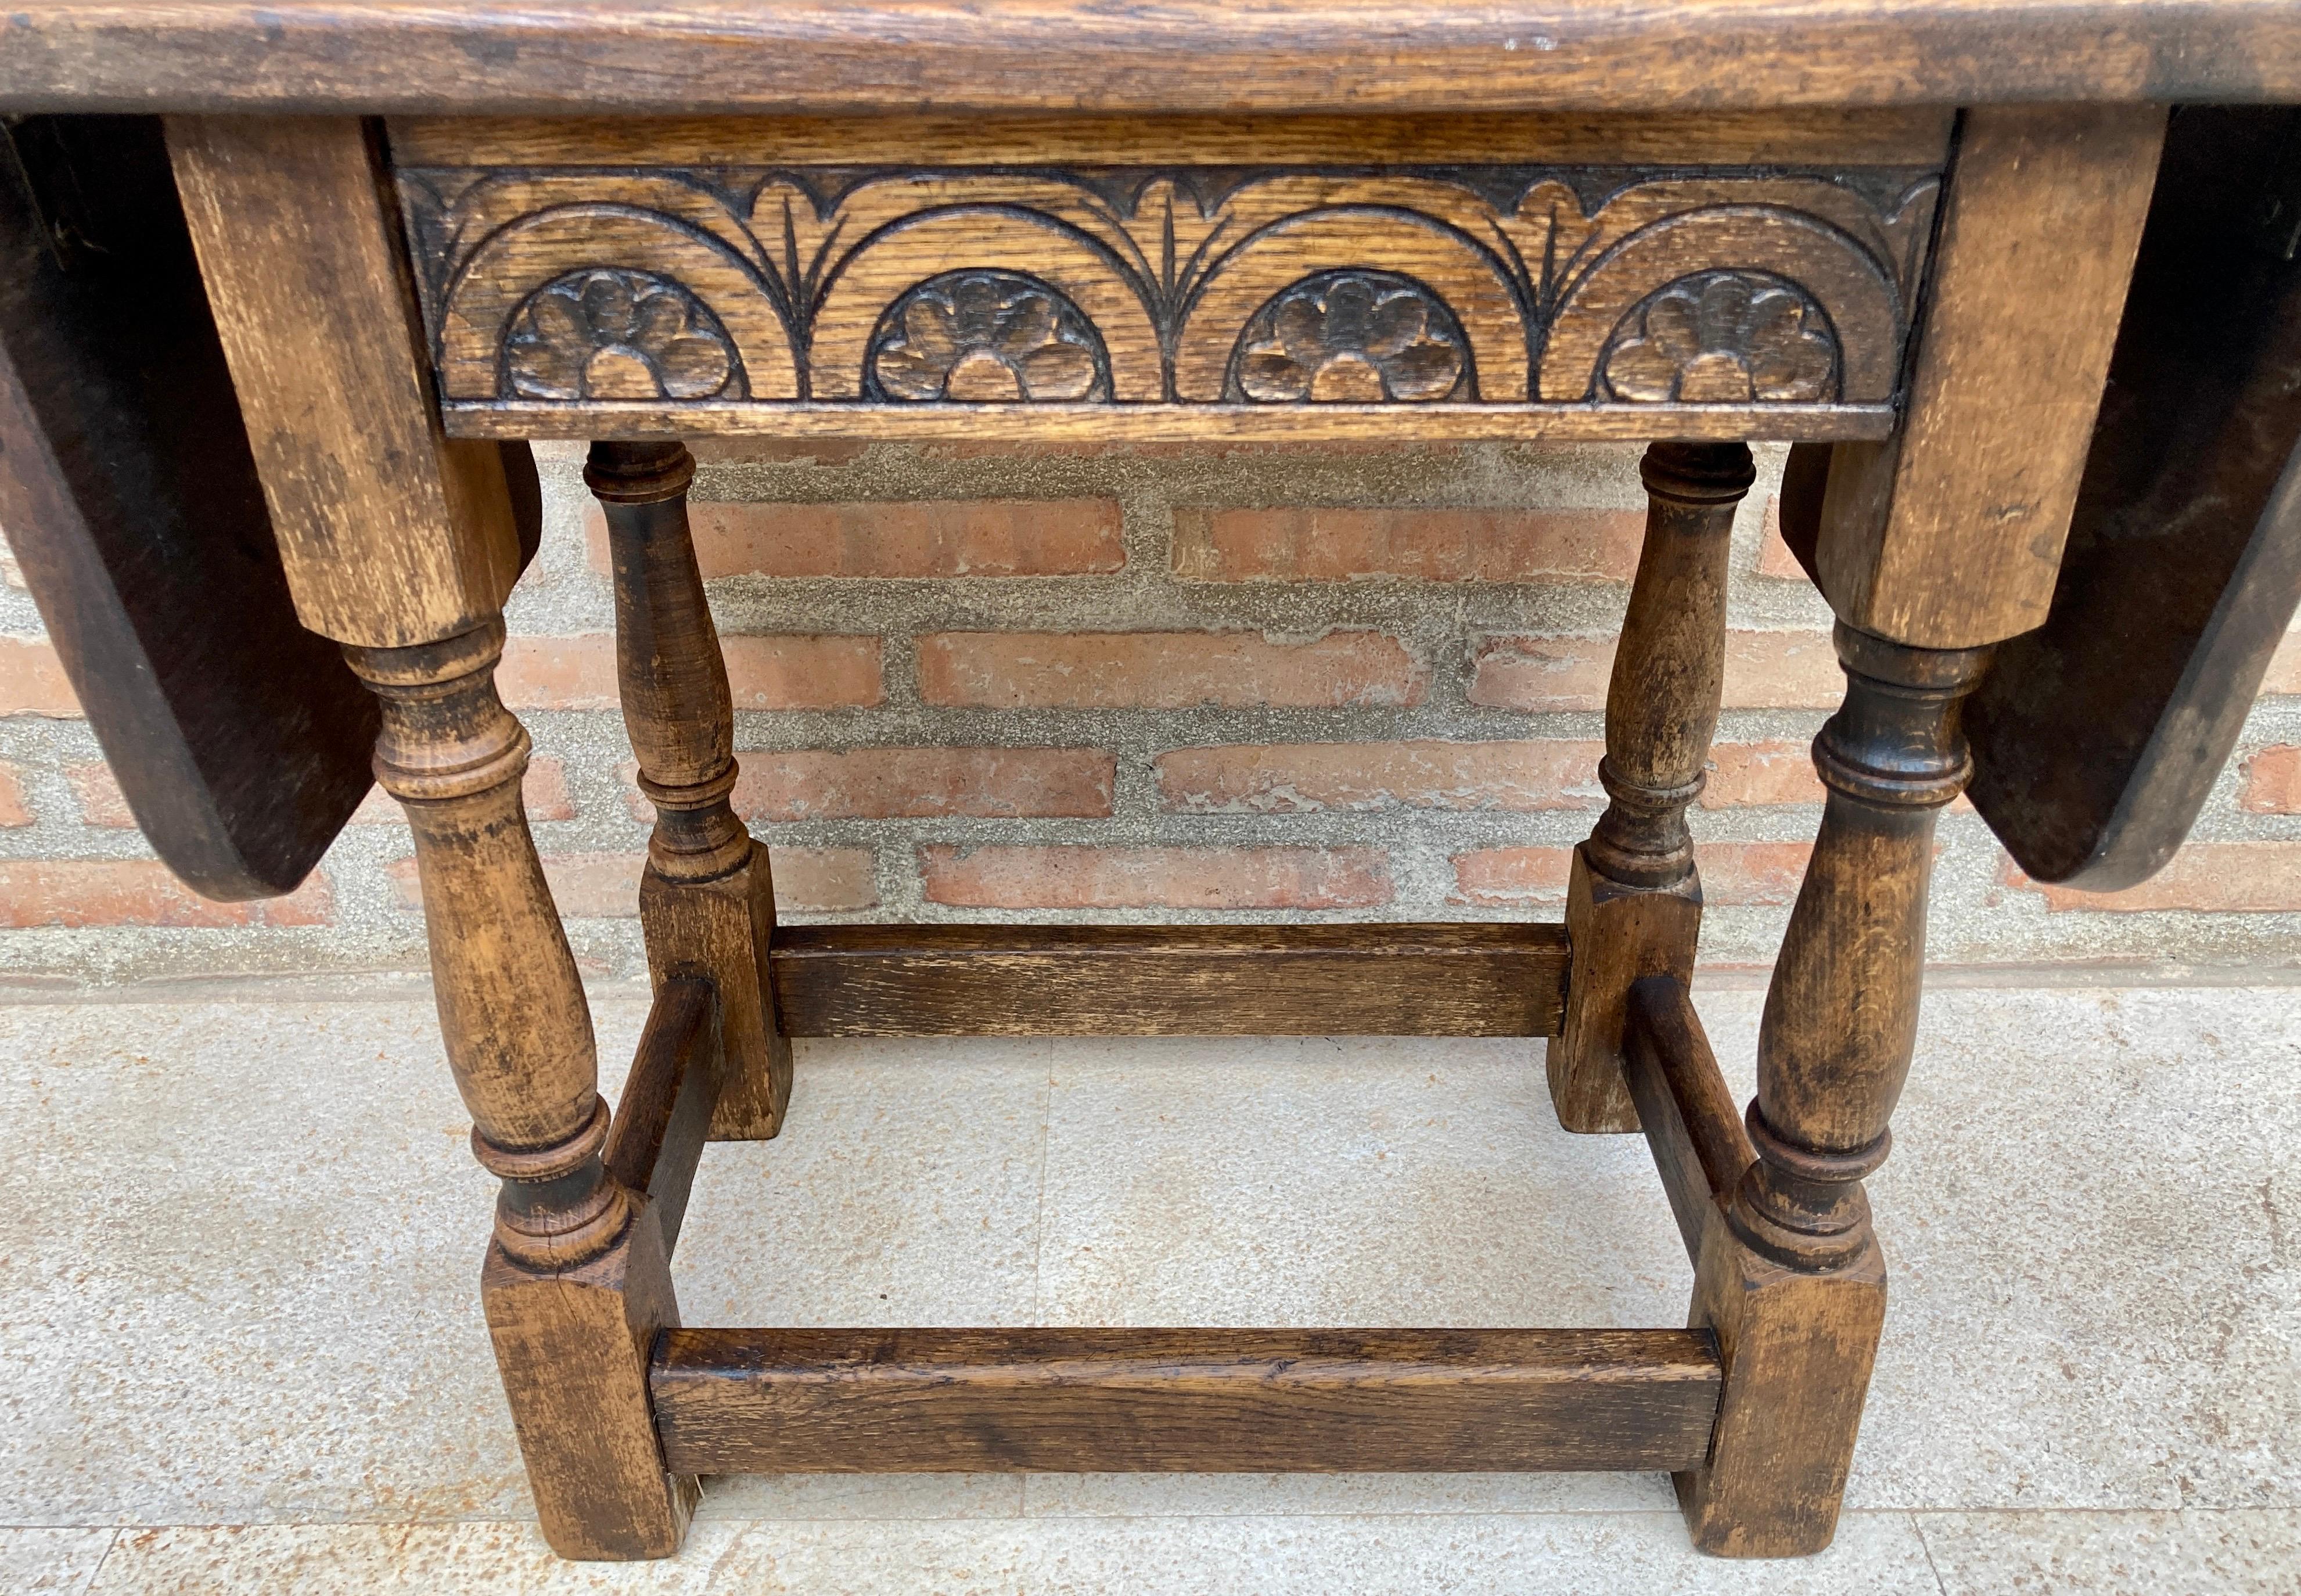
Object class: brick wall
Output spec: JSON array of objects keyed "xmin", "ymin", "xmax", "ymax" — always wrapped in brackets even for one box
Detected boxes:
[{"xmin": 6, "ymin": 437, "xmax": 2301, "ymax": 986}]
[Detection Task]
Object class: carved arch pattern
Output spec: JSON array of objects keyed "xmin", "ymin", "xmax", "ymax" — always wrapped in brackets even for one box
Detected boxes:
[{"xmin": 397, "ymin": 164, "xmax": 1940, "ymax": 411}]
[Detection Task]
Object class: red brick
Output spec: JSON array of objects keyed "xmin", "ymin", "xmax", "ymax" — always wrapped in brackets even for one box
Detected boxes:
[
  {"xmin": 1157, "ymin": 739, "xmax": 1604, "ymax": 813},
  {"xmin": 1448, "ymin": 845, "xmax": 1573, "ymax": 905},
  {"xmin": 0, "ymin": 762, "xmax": 28, "ymax": 827},
  {"xmin": 71, "ymin": 759, "xmax": 577, "ymax": 829},
  {"xmin": 1755, "ymin": 495, "xmax": 1810, "ymax": 580},
  {"xmin": 2001, "ymin": 843, "xmax": 2301, "ymax": 912},
  {"xmin": 2239, "ymin": 746, "xmax": 2301, "ymax": 813},
  {"xmin": 1702, "ymin": 740, "xmax": 1825, "ymax": 807},
  {"xmin": 919, "ymin": 844, "xmax": 1390, "ymax": 910},
  {"xmin": 2263, "ymin": 632, "xmax": 2301, "ymax": 695},
  {"xmin": 499, "ymin": 634, "xmax": 880, "ymax": 711},
  {"xmin": 0, "ymin": 859, "xmax": 332, "ymax": 928},
  {"xmin": 724, "ymin": 635, "xmax": 885, "ymax": 709},
  {"xmin": 732, "ymin": 747, "xmax": 1114, "ymax": 822},
  {"xmin": 919, "ymin": 630, "xmax": 1426, "ymax": 709},
  {"xmin": 1468, "ymin": 630, "xmax": 1842, "ymax": 712},
  {"xmin": 389, "ymin": 846, "xmax": 877, "ymax": 915},
  {"xmin": 1173, "ymin": 506, "xmax": 1646, "ymax": 583},
  {"xmin": 587, "ymin": 499, "xmax": 1126, "ymax": 579},
  {"xmin": 1451, "ymin": 841, "xmax": 1811, "ymax": 907},
  {"xmin": 0, "ymin": 635, "xmax": 80, "ymax": 717}
]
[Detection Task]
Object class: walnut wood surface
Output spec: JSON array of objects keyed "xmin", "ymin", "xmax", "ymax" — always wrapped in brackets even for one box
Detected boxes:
[
  {"xmin": 603, "ymin": 976, "xmax": 722, "ymax": 1258},
  {"xmin": 1624, "ymin": 975, "xmax": 1754, "ymax": 1267},
  {"xmin": 650, "ymin": 1327, "xmax": 1723, "ymax": 1475},
  {"xmin": 394, "ymin": 125, "xmax": 1937, "ymax": 439},
  {"xmin": 767, "ymin": 923, "xmax": 1569, "ymax": 1038},
  {"xmin": 4, "ymin": 3, "xmax": 2296, "ymax": 116},
  {"xmin": 1810, "ymin": 103, "xmax": 2166, "ymax": 649},
  {"xmin": 0, "ymin": 114, "xmax": 374, "ymax": 899},
  {"xmin": 1549, "ymin": 442, "xmax": 1750, "ymax": 1133}
]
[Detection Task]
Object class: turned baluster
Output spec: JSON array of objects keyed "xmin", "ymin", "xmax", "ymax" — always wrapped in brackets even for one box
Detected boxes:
[
  {"xmin": 588, "ymin": 440, "xmax": 791, "ymax": 1139},
  {"xmin": 346, "ymin": 622, "xmax": 624, "ymax": 1265},
  {"xmin": 1678, "ymin": 622, "xmax": 1991, "ymax": 1557},
  {"xmin": 344, "ymin": 621, "xmax": 694, "ymax": 1559},
  {"xmin": 1727, "ymin": 624, "xmax": 1992, "ymax": 1269},
  {"xmin": 1549, "ymin": 440, "xmax": 1753, "ymax": 1132}
]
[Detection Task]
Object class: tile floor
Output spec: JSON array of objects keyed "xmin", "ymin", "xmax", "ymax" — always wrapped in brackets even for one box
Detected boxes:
[{"xmin": 2, "ymin": 981, "xmax": 2296, "ymax": 1593}]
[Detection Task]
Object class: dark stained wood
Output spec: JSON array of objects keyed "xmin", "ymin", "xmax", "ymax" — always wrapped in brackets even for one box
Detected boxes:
[
  {"xmin": 603, "ymin": 976, "xmax": 723, "ymax": 1257},
  {"xmin": 1680, "ymin": 625, "xmax": 1989, "ymax": 1558},
  {"xmin": 767, "ymin": 923, "xmax": 1569, "ymax": 1038},
  {"xmin": 0, "ymin": 114, "xmax": 373, "ymax": 900},
  {"xmin": 1810, "ymin": 103, "xmax": 2166, "ymax": 649},
  {"xmin": 447, "ymin": 400, "xmax": 1894, "ymax": 444},
  {"xmin": 1623, "ymin": 976, "xmax": 1754, "ymax": 1266},
  {"xmin": 1550, "ymin": 442, "xmax": 1750, "ymax": 1133},
  {"xmin": 393, "ymin": 132, "xmax": 1935, "ymax": 439},
  {"xmin": 390, "ymin": 108, "xmax": 1958, "ymax": 168},
  {"xmin": 591, "ymin": 441, "xmax": 790, "ymax": 1140},
  {"xmin": 4, "ymin": 3, "xmax": 2298, "ymax": 116},
  {"xmin": 1967, "ymin": 107, "xmax": 2301, "ymax": 890},
  {"xmin": 651, "ymin": 1327, "xmax": 1723, "ymax": 1475}
]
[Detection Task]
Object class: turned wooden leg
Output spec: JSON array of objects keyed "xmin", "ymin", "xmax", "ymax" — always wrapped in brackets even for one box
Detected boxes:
[
  {"xmin": 1677, "ymin": 621, "xmax": 1990, "ymax": 1557},
  {"xmin": 346, "ymin": 621, "xmax": 695, "ymax": 1561},
  {"xmin": 1549, "ymin": 440, "xmax": 1753, "ymax": 1133},
  {"xmin": 588, "ymin": 441, "xmax": 792, "ymax": 1141}
]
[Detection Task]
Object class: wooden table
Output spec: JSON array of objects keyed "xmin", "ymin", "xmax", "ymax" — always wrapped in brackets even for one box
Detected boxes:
[{"xmin": 5, "ymin": 1, "xmax": 2300, "ymax": 1565}]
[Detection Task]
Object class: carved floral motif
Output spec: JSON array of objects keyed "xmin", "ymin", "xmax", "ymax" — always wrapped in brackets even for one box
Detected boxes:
[
  {"xmin": 867, "ymin": 271, "xmax": 1109, "ymax": 402},
  {"xmin": 1230, "ymin": 272, "xmax": 1470, "ymax": 402},
  {"xmin": 408, "ymin": 161, "xmax": 1935, "ymax": 411},
  {"xmin": 503, "ymin": 268, "xmax": 742, "ymax": 400},
  {"xmin": 1601, "ymin": 272, "xmax": 1839, "ymax": 404}
]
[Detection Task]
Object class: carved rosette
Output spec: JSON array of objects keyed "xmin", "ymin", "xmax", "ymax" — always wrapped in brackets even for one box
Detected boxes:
[
  {"xmin": 1228, "ymin": 271, "xmax": 1471, "ymax": 402},
  {"xmin": 1601, "ymin": 271, "xmax": 1840, "ymax": 404},
  {"xmin": 502, "ymin": 268, "xmax": 744, "ymax": 401},
  {"xmin": 867, "ymin": 271, "xmax": 1110, "ymax": 402}
]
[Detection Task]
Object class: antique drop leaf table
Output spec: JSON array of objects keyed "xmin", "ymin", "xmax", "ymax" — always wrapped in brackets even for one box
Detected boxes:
[{"xmin": 6, "ymin": 0, "xmax": 2301, "ymax": 1565}]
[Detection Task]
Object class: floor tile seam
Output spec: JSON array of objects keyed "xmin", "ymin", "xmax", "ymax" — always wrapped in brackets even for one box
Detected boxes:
[
  {"xmin": 1902, "ymin": 1505, "xmax": 2301, "ymax": 1519},
  {"xmin": 74, "ymin": 1525, "xmax": 118, "ymax": 1596},
  {"xmin": 1911, "ymin": 1508, "xmax": 1952, "ymax": 1596}
]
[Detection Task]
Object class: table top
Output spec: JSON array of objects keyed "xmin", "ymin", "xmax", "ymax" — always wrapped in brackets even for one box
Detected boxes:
[{"xmin": 3, "ymin": 1, "xmax": 2298, "ymax": 117}]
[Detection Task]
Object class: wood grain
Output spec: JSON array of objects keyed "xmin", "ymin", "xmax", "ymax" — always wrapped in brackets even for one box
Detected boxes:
[
  {"xmin": 603, "ymin": 976, "xmax": 722, "ymax": 1258},
  {"xmin": 1623, "ymin": 975, "xmax": 1754, "ymax": 1266},
  {"xmin": 592, "ymin": 441, "xmax": 790, "ymax": 1140},
  {"xmin": 1677, "ymin": 626, "xmax": 1987, "ymax": 1558},
  {"xmin": 166, "ymin": 115, "xmax": 525, "ymax": 650},
  {"xmin": 443, "ymin": 400, "xmax": 1897, "ymax": 444},
  {"xmin": 651, "ymin": 1327, "xmax": 1723, "ymax": 1475},
  {"xmin": 4, "ymin": 3, "xmax": 2295, "ymax": 116},
  {"xmin": 390, "ymin": 109, "xmax": 1957, "ymax": 170},
  {"xmin": 1811, "ymin": 103, "xmax": 2167, "ymax": 649},
  {"xmin": 1965, "ymin": 106, "xmax": 2301, "ymax": 890},
  {"xmin": 1548, "ymin": 441, "xmax": 1750, "ymax": 1133},
  {"xmin": 394, "ymin": 145, "xmax": 1937, "ymax": 434},
  {"xmin": 0, "ymin": 113, "xmax": 374, "ymax": 900},
  {"xmin": 767, "ymin": 923, "xmax": 1568, "ymax": 1038},
  {"xmin": 484, "ymin": 1216, "xmax": 696, "ymax": 1560}
]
